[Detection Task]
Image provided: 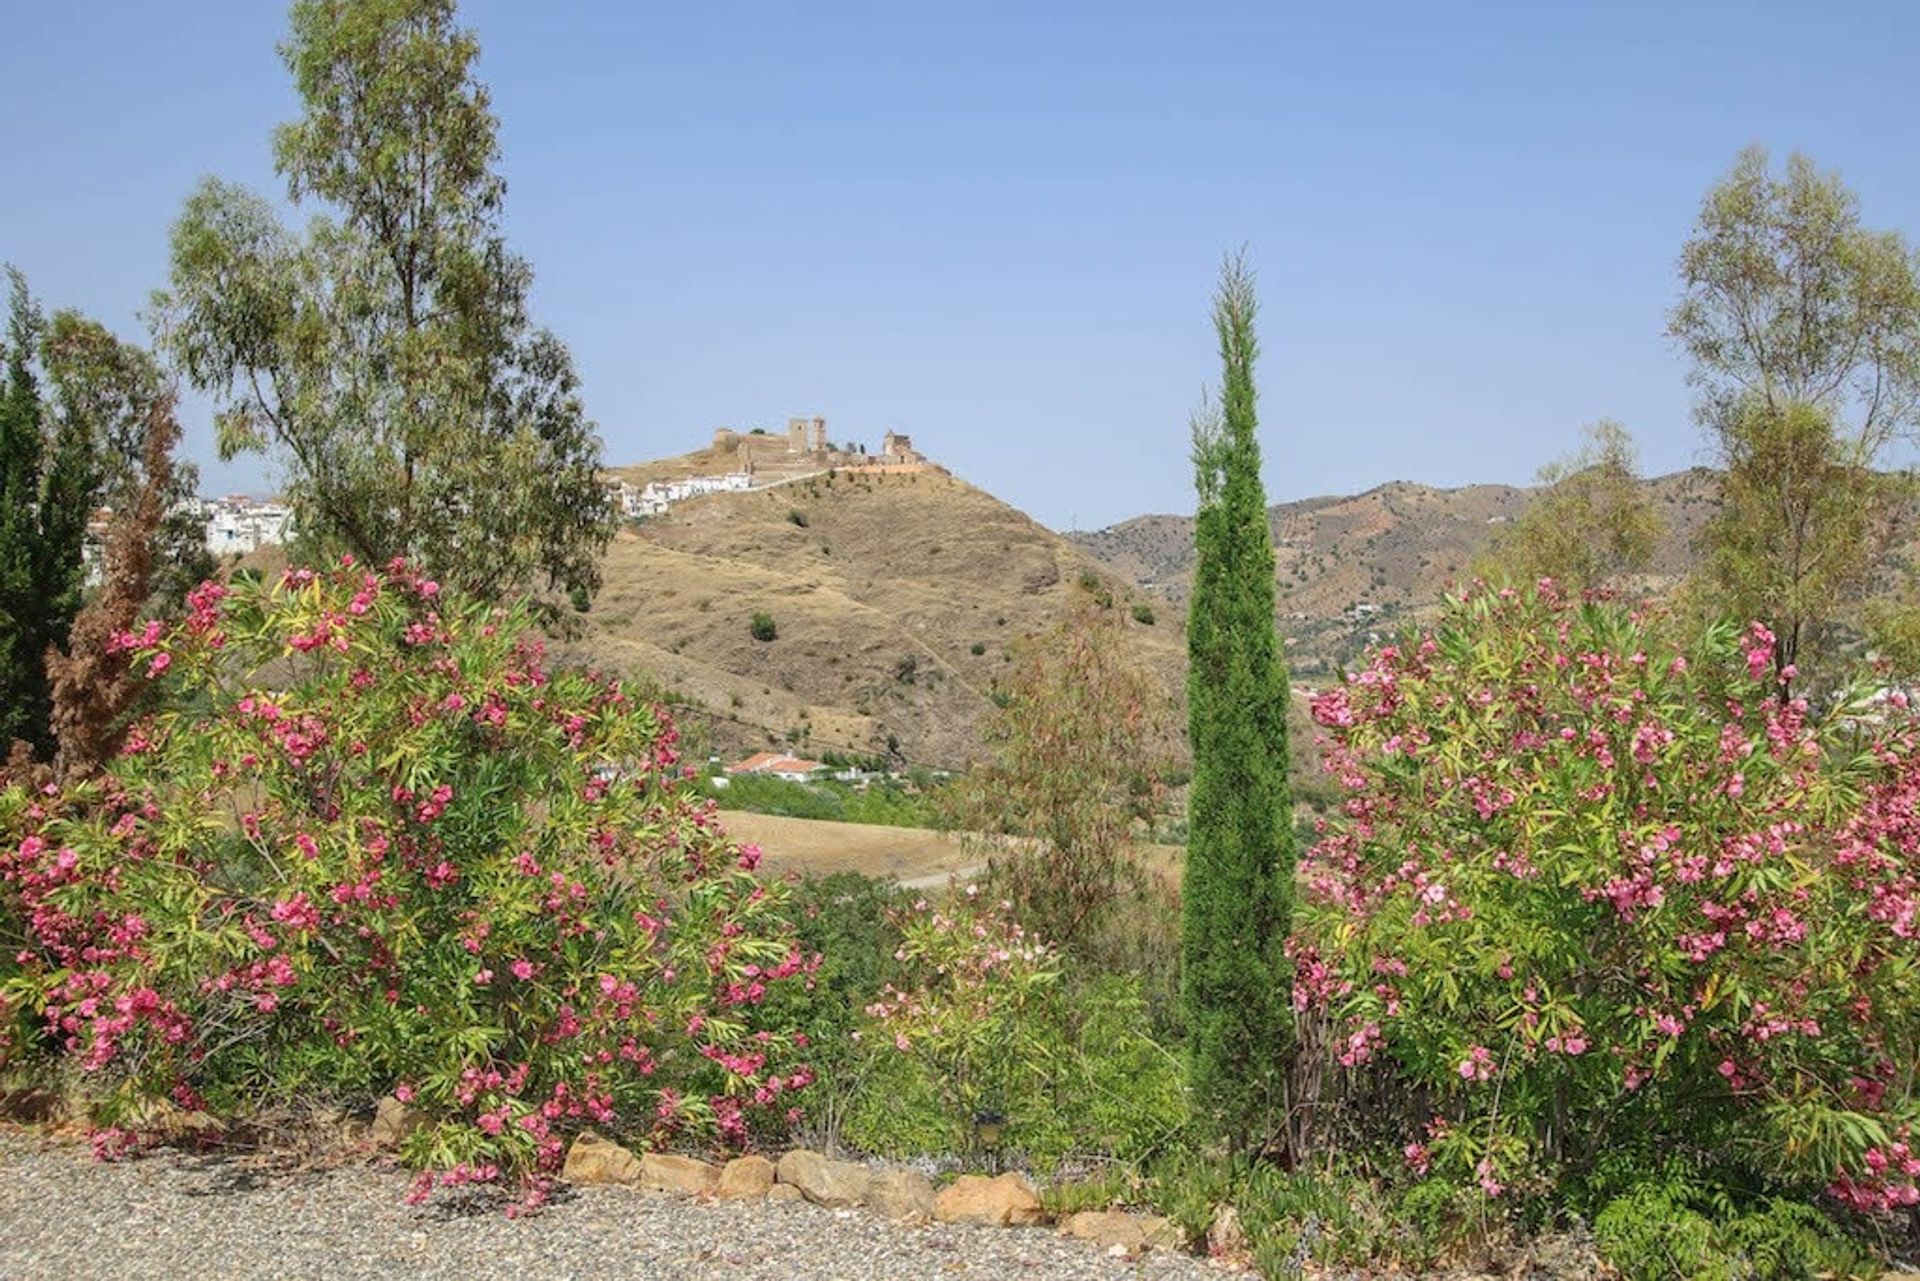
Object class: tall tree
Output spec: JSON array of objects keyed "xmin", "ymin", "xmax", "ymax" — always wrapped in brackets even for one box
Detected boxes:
[
  {"xmin": 1476, "ymin": 420, "xmax": 1663, "ymax": 594},
  {"xmin": 1670, "ymin": 146, "xmax": 1920, "ymax": 453},
  {"xmin": 40, "ymin": 310, "xmax": 214, "ymax": 616},
  {"xmin": 1697, "ymin": 397, "xmax": 1887, "ymax": 689},
  {"xmin": 1181, "ymin": 253, "xmax": 1295, "ymax": 1155},
  {"xmin": 1669, "ymin": 148, "xmax": 1920, "ymax": 689},
  {"xmin": 0, "ymin": 269, "xmax": 213, "ymax": 762},
  {"xmin": 0, "ymin": 271, "xmax": 52, "ymax": 753},
  {"xmin": 946, "ymin": 590, "xmax": 1170, "ymax": 954},
  {"xmin": 156, "ymin": 0, "xmax": 612, "ymax": 607}
]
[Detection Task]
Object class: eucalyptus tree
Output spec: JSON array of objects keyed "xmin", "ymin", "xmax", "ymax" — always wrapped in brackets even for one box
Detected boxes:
[{"xmin": 158, "ymin": 0, "xmax": 612, "ymax": 606}]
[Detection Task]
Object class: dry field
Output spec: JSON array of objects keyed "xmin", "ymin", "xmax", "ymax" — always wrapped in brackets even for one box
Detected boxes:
[
  {"xmin": 722, "ymin": 808, "xmax": 1186, "ymax": 889},
  {"xmin": 718, "ymin": 809, "xmax": 979, "ymax": 883}
]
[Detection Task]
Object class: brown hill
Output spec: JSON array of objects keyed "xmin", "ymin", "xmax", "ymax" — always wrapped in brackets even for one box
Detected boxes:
[
  {"xmin": 565, "ymin": 457, "xmax": 1181, "ymax": 769},
  {"xmin": 1072, "ymin": 469, "xmax": 1723, "ymax": 678}
]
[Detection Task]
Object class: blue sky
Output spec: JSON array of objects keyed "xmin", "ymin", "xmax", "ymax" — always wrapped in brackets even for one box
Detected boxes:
[{"xmin": 3, "ymin": 1, "xmax": 1917, "ymax": 528}]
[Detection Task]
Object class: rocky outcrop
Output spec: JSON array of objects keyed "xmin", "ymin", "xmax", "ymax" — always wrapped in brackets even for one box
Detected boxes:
[
  {"xmin": 776, "ymin": 1149, "xmax": 872, "ymax": 1209},
  {"xmin": 932, "ymin": 1172, "xmax": 1044, "ymax": 1227}
]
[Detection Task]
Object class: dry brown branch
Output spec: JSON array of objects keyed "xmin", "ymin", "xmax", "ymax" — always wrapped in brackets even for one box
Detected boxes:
[{"xmin": 44, "ymin": 395, "xmax": 179, "ymax": 783}]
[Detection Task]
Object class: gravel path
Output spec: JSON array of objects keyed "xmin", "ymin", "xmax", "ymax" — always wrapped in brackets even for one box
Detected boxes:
[{"xmin": 0, "ymin": 1132, "xmax": 1236, "ymax": 1281}]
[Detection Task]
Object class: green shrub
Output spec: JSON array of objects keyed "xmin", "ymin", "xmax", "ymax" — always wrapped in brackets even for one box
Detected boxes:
[
  {"xmin": 1131, "ymin": 603, "xmax": 1156, "ymax": 626},
  {"xmin": 1593, "ymin": 1182, "xmax": 1876, "ymax": 1280},
  {"xmin": 749, "ymin": 611, "xmax": 777, "ymax": 642},
  {"xmin": 839, "ymin": 894, "xmax": 1187, "ymax": 1171},
  {"xmin": 786, "ymin": 509, "xmax": 808, "ymax": 527},
  {"xmin": 970, "ymin": 641, "xmax": 986, "ymax": 656}
]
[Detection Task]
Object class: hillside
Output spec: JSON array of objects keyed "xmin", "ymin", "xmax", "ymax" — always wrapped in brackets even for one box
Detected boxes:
[
  {"xmin": 564, "ymin": 455, "xmax": 1182, "ymax": 769},
  {"xmin": 1073, "ymin": 469, "xmax": 1722, "ymax": 677},
  {"xmin": 565, "ymin": 449, "xmax": 1744, "ymax": 768}
]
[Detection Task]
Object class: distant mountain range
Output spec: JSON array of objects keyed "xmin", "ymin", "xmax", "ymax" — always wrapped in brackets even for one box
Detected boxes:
[{"xmin": 1071, "ymin": 468, "xmax": 1722, "ymax": 678}]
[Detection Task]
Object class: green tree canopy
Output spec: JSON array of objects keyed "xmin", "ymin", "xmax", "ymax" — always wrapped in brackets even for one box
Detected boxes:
[
  {"xmin": 946, "ymin": 594, "xmax": 1170, "ymax": 954},
  {"xmin": 1696, "ymin": 396, "xmax": 1892, "ymax": 688},
  {"xmin": 1671, "ymin": 148, "xmax": 1920, "ymax": 693},
  {"xmin": 156, "ymin": 0, "xmax": 612, "ymax": 607},
  {"xmin": 1476, "ymin": 420, "xmax": 1663, "ymax": 595},
  {"xmin": 1669, "ymin": 145, "xmax": 1920, "ymax": 454}
]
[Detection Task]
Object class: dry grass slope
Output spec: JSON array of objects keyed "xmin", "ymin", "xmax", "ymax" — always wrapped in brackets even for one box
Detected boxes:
[{"xmin": 564, "ymin": 456, "xmax": 1183, "ymax": 768}]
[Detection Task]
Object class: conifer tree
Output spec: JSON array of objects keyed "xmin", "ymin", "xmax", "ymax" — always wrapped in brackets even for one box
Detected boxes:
[
  {"xmin": 0, "ymin": 270, "xmax": 202, "ymax": 761},
  {"xmin": 1181, "ymin": 253, "xmax": 1295, "ymax": 1153},
  {"xmin": 0, "ymin": 271, "xmax": 50, "ymax": 752}
]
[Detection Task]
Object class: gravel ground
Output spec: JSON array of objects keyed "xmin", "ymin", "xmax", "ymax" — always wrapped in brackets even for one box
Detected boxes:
[{"xmin": 0, "ymin": 1132, "xmax": 1237, "ymax": 1281}]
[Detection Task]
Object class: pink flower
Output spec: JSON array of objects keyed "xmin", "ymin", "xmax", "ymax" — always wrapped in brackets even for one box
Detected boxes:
[
  {"xmin": 1458, "ymin": 1045, "xmax": 1496, "ymax": 1082},
  {"xmin": 147, "ymin": 652, "xmax": 172, "ymax": 677}
]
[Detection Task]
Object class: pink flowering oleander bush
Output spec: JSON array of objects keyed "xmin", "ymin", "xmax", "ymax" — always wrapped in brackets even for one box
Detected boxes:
[
  {"xmin": 0, "ymin": 560, "xmax": 814, "ymax": 1201},
  {"xmin": 1295, "ymin": 583, "xmax": 1920, "ymax": 1216}
]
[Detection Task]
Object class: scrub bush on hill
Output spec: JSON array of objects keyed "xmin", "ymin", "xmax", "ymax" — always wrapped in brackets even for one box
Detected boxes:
[
  {"xmin": 0, "ymin": 560, "xmax": 814, "ymax": 1203},
  {"xmin": 1294, "ymin": 582, "xmax": 1920, "ymax": 1219}
]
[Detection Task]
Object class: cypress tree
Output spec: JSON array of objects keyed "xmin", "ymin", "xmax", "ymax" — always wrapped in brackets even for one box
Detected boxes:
[
  {"xmin": 1181, "ymin": 253, "xmax": 1295, "ymax": 1153},
  {"xmin": 0, "ymin": 271, "xmax": 109, "ymax": 759},
  {"xmin": 0, "ymin": 271, "xmax": 50, "ymax": 753}
]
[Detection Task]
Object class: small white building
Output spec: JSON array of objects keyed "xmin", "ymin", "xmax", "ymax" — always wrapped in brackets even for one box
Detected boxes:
[
  {"xmin": 192, "ymin": 496, "xmax": 294, "ymax": 556},
  {"xmin": 609, "ymin": 472, "xmax": 751, "ymax": 519}
]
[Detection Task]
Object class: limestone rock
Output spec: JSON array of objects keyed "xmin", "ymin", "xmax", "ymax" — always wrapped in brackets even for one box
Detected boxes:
[
  {"xmin": 1062, "ymin": 1210, "xmax": 1179, "ymax": 1254},
  {"xmin": 562, "ymin": 1131, "xmax": 642, "ymax": 1185},
  {"xmin": 717, "ymin": 1154, "xmax": 777, "ymax": 1200},
  {"xmin": 933, "ymin": 1172, "xmax": 1044, "ymax": 1227},
  {"xmin": 776, "ymin": 1149, "xmax": 872, "ymax": 1209},
  {"xmin": 640, "ymin": 1151, "xmax": 720, "ymax": 1196},
  {"xmin": 767, "ymin": 1182, "xmax": 804, "ymax": 1203},
  {"xmin": 369, "ymin": 1094, "xmax": 427, "ymax": 1148},
  {"xmin": 865, "ymin": 1168, "xmax": 936, "ymax": 1223}
]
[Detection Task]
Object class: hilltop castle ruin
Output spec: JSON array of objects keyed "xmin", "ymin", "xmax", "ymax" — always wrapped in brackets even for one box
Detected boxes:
[
  {"xmin": 707, "ymin": 417, "xmax": 934, "ymax": 474},
  {"xmin": 606, "ymin": 417, "xmax": 943, "ymax": 520}
]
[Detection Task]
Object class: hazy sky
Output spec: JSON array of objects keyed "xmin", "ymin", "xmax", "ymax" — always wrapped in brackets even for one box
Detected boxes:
[{"xmin": 3, "ymin": 1, "xmax": 1917, "ymax": 529}]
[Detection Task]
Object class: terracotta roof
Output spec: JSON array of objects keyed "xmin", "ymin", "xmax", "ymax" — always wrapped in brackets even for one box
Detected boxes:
[{"xmin": 726, "ymin": 752, "xmax": 827, "ymax": 776}]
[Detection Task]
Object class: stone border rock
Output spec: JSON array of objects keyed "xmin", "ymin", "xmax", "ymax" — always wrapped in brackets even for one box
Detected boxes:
[{"xmin": 557, "ymin": 1134, "xmax": 1185, "ymax": 1260}]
